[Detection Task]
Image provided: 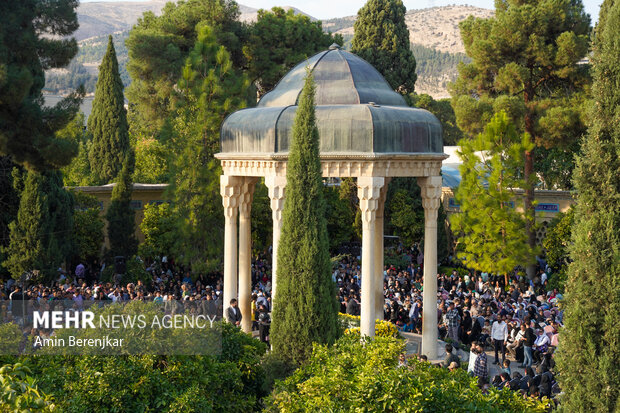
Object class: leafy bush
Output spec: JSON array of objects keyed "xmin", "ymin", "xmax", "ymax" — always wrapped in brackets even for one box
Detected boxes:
[
  {"xmin": 267, "ymin": 335, "xmax": 550, "ymax": 412},
  {"xmin": 0, "ymin": 363, "xmax": 55, "ymax": 412},
  {"xmin": 19, "ymin": 323, "xmax": 267, "ymax": 412},
  {"xmin": 344, "ymin": 319, "xmax": 399, "ymax": 338}
]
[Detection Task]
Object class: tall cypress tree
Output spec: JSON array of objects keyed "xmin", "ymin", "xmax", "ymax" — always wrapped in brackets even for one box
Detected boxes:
[
  {"xmin": 3, "ymin": 170, "xmax": 73, "ymax": 281},
  {"xmin": 106, "ymin": 152, "xmax": 137, "ymax": 258},
  {"xmin": 270, "ymin": 73, "xmax": 340, "ymax": 365},
  {"xmin": 88, "ymin": 36, "xmax": 130, "ymax": 185},
  {"xmin": 555, "ymin": 1, "xmax": 620, "ymax": 410},
  {"xmin": 352, "ymin": 0, "xmax": 416, "ymax": 94}
]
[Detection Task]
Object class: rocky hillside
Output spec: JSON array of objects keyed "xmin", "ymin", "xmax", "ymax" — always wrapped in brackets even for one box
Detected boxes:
[
  {"xmin": 325, "ymin": 5, "xmax": 493, "ymax": 55},
  {"xmin": 50, "ymin": 2, "xmax": 493, "ymax": 98}
]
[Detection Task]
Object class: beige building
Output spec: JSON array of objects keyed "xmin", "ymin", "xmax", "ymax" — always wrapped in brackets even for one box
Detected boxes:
[{"xmin": 70, "ymin": 183, "xmax": 168, "ymax": 247}]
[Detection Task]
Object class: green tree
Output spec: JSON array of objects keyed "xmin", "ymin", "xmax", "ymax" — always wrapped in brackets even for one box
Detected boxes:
[
  {"xmin": 0, "ymin": 0, "xmax": 83, "ymax": 170},
  {"xmin": 139, "ymin": 202, "xmax": 175, "ymax": 260},
  {"xmin": 555, "ymin": 1, "xmax": 620, "ymax": 410},
  {"xmin": 71, "ymin": 191, "xmax": 104, "ymax": 263},
  {"xmin": 542, "ymin": 207, "xmax": 574, "ymax": 273},
  {"xmin": 59, "ymin": 113, "xmax": 91, "ymax": 186},
  {"xmin": 408, "ymin": 94, "xmax": 464, "ymax": 146},
  {"xmin": 125, "ymin": 0, "xmax": 244, "ymax": 137},
  {"xmin": 88, "ymin": 36, "xmax": 130, "ymax": 185},
  {"xmin": 352, "ymin": 0, "xmax": 416, "ymax": 94},
  {"xmin": 388, "ymin": 188, "xmax": 423, "ymax": 247},
  {"xmin": 0, "ymin": 157, "xmax": 20, "ymax": 278},
  {"xmin": 323, "ymin": 184, "xmax": 355, "ymax": 251},
  {"xmin": 450, "ymin": 0, "xmax": 591, "ymax": 276},
  {"xmin": 244, "ymin": 7, "xmax": 340, "ymax": 96},
  {"xmin": 168, "ymin": 25, "xmax": 249, "ymax": 273},
  {"xmin": 133, "ymin": 136, "xmax": 169, "ymax": 183},
  {"xmin": 270, "ymin": 73, "xmax": 340, "ymax": 365},
  {"xmin": 3, "ymin": 171, "xmax": 46, "ymax": 279},
  {"xmin": 251, "ymin": 181, "xmax": 272, "ymax": 254},
  {"xmin": 105, "ymin": 154, "xmax": 137, "ymax": 258},
  {"xmin": 3, "ymin": 170, "xmax": 74, "ymax": 281},
  {"xmin": 449, "ymin": 112, "xmax": 537, "ymax": 280}
]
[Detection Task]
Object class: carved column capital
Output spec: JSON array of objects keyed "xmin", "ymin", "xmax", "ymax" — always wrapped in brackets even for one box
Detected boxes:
[
  {"xmin": 265, "ymin": 175, "xmax": 287, "ymax": 222},
  {"xmin": 357, "ymin": 177, "xmax": 385, "ymax": 230},
  {"xmin": 220, "ymin": 175, "xmax": 243, "ymax": 221},
  {"xmin": 417, "ymin": 176, "xmax": 442, "ymax": 221},
  {"xmin": 239, "ymin": 177, "xmax": 258, "ymax": 218}
]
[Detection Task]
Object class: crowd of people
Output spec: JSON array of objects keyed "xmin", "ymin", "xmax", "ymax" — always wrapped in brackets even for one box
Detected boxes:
[{"xmin": 1, "ymin": 242, "xmax": 562, "ymax": 403}]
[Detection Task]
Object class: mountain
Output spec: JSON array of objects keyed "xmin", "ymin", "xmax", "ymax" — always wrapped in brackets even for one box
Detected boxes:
[
  {"xmin": 47, "ymin": 3, "xmax": 493, "ymax": 99},
  {"xmin": 324, "ymin": 5, "xmax": 493, "ymax": 55},
  {"xmin": 75, "ymin": 1, "xmax": 166, "ymax": 41}
]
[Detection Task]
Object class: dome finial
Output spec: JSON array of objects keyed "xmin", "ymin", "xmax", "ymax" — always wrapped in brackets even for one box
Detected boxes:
[{"xmin": 328, "ymin": 43, "xmax": 341, "ymax": 50}]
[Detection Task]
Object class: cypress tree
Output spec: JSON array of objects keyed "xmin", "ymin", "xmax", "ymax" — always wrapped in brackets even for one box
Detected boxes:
[
  {"xmin": 3, "ymin": 171, "xmax": 46, "ymax": 279},
  {"xmin": 270, "ymin": 73, "xmax": 340, "ymax": 365},
  {"xmin": 555, "ymin": 1, "xmax": 620, "ymax": 410},
  {"xmin": 88, "ymin": 36, "xmax": 130, "ymax": 185},
  {"xmin": 352, "ymin": 0, "xmax": 416, "ymax": 94},
  {"xmin": 106, "ymin": 153, "xmax": 137, "ymax": 258},
  {"xmin": 3, "ymin": 170, "xmax": 73, "ymax": 281}
]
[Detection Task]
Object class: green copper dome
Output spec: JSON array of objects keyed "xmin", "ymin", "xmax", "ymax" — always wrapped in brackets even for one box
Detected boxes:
[{"xmin": 220, "ymin": 45, "xmax": 443, "ymax": 155}]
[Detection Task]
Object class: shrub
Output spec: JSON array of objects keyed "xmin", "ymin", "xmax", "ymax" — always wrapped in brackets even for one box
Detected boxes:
[
  {"xmin": 0, "ymin": 363, "xmax": 55, "ymax": 412},
  {"xmin": 267, "ymin": 335, "xmax": 550, "ymax": 412}
]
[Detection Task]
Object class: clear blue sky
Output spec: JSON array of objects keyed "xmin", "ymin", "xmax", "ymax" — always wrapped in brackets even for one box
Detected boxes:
[{"xmin": 82, "ymin": 0, "xmax": 603, "ymax": 22}]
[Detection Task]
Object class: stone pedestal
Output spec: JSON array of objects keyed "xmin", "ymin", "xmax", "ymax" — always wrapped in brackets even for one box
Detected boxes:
[
  {"xmin": 417, "ymin": 176, "xmax": 442, "ymax": 359},
  {"xmin": 357, "ymin": 176, "xmax": 384, "ymax": 337}
]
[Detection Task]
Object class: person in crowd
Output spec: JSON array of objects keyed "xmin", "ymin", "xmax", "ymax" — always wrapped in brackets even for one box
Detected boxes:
[
  {"xmin": 491, "ymin": 314, "xmax": 508, "ymax": 364},
  {"xmin": 225, "ymin": 298, "xmax": 242, "ymax": 326},
  {"xmin": 441, "ymin": 343, "xmax": 460, "ymax": 369}
]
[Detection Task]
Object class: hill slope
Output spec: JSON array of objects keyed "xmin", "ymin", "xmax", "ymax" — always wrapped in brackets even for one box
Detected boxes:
[{"xmin": 48, "ymin": 3, "xmax": 492, "ymax": 98}]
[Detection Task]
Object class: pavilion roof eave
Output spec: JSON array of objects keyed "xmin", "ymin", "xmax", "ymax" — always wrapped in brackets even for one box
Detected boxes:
[{"xmin": 214, "ymin": 152, "xmax": 449, "ymax": 161}]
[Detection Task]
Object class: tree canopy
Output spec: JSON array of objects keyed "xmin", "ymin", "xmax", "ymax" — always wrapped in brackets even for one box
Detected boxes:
[
  {"xmin": 555, "ymin": 0, "xmax": 620, "ymax": 410},
  {"xmin": 0, "ymin": 0, "xmax": 83, "ymax": 170},
  {"xmin": 352, "ymin": 0, "xmax": 416, "ymax": 94},
  {"xmin": 450, "ymin": 111, "xmax": 537, "ymax": 276},
  {"xmin": 88, "ymin": 36, "xmax": 131, "ymax": 185},
  {"xmin": 243, "ymin": 7, "xmax": 340, "ymax": 97}
]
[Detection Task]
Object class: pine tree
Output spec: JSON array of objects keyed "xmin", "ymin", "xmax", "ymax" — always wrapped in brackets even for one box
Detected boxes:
[
  {"xmin": 88, "ymin": 36, "xmax": 130, "ymax": 185},
  {"xmin": 450, "ymin": 0, "xmax": 591, "ymax": 277},
  {"xmin": 168, "ymin": 25, "xmax": 249, "ymax": 273},
  {"xmin": 270, "ymin": 73, "xmax": 340, "ymax": 365},
  {"xmin": 450, "ymin": 111, "xmax": 538, "ymax": 281},
  {"xmin": 106, "ymin": 153, "xmax": 137, "ymax": 258},
  {"xmin": 352, "ymin": 0, "xmax": 416, "ymax": 94},
  {"xmin": 0, "ymin": 0, "xmax": 83, "ymax": 170},
  {"xmin": 555, "ymin": 1, "xmax": 620, "ymax": 410}
]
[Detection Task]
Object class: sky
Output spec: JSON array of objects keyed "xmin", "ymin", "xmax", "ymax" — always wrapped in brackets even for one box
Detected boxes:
[{"xmin": 82, "ymin": 0, "xmax": 604, "ymax": 22}]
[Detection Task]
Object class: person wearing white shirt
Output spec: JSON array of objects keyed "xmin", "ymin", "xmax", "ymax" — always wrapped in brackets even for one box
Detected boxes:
[
  {"xmin": 491, "ymin": 315, "xmax": 508, "ymax": 364},
  {"xmin": 506, "ymin": 322, "xmax": 524, "ymax": 359},
  {"xmin": 533, "ymin": 328, "xmax": 551, "ymax": 363}
]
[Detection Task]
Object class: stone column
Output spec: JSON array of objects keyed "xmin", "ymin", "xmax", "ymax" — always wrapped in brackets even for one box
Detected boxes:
[
  {"xmin": 238, "ymin": 177, "xmax": 257, "ymax": 333},
  {"xmin": 265, "ymin": 175, "xmax": 286, "ymax": 306},
  {"xmin": 357, "ymin": 176, "xmax": 384, "ymax": 337},
  {"xmin": 374, "ymin": 179, "xmax": 390, "ymax": 322},
  {"xmin": 220, "ymin": 175, "xmax": 242, "ymax": 316},
  {"xmin": 417, "ymin": 176, "xmax": 442, "ymax": 359}
]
